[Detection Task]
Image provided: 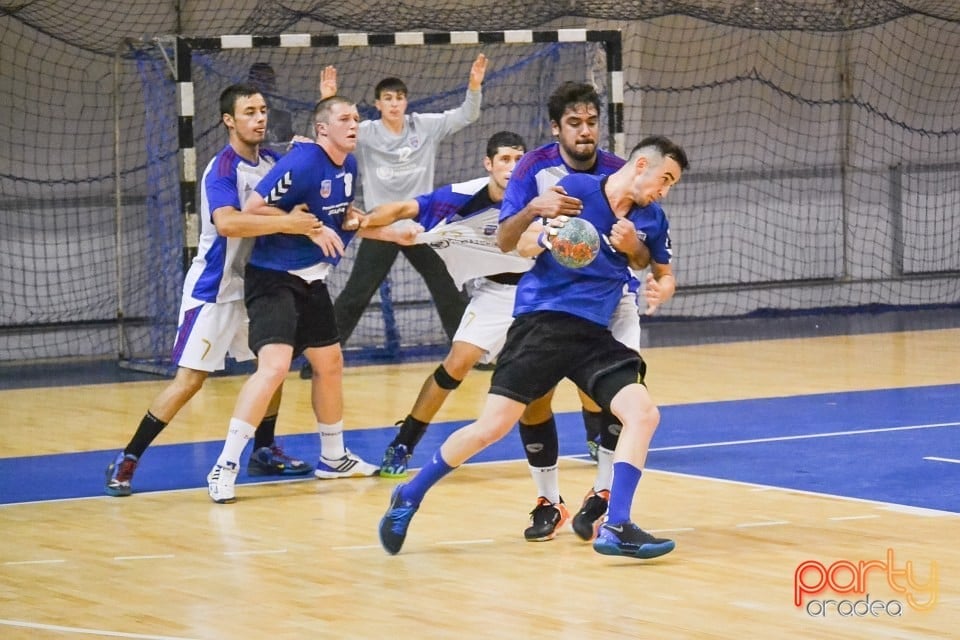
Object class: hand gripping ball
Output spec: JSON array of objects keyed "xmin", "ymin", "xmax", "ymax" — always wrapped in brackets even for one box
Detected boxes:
[{"xmin": 549, "ymin": 217, "xmax": 601, "ymax": 268}]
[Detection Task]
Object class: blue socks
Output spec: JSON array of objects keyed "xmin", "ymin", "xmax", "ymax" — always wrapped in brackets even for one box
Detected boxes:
[
  {"xmin": 399, "ymin": 450, "xmax": 455, "ymax": 506},
  {"xmin": 606, "ymin": 461, "xmax": 642, "ymax": 523}
]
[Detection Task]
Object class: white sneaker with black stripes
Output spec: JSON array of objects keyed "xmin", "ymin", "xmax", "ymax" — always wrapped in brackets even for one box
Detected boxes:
[{"xmin": 314, "ymin": 449, "xmax": 379, "ymax": 479}]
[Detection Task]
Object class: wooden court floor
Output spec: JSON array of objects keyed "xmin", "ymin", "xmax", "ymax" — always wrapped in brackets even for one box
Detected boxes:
[{"xmin": 1, "ymin": 327, "xmax": 959, "ymax": 638}]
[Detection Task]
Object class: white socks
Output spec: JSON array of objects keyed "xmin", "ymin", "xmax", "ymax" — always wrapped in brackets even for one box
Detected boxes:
[{"xmin": 318, "ymin": 420, "xmax": 345, "ymax": 460}]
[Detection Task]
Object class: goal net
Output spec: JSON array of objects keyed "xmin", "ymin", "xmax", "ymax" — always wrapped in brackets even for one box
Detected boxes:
[
  {"xmin": 3, "ymin": 2, "xmax": 959, "ymax": 368},
  {"xmin": 125, "ymin": 31, "xmax": 617, "ymax": 370}
]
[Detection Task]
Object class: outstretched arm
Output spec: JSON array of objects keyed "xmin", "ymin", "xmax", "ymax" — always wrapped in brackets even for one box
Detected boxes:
[
  {"xmin": 361, "ymin": 200, "xmax": 419, "ymax": 228},
  {"xmin": 216, "ymin": 196, "xmax": 321, "ymax": 238}
]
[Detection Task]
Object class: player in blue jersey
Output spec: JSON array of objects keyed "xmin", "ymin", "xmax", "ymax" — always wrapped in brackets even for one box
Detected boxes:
[
  {"xmin": 495, "ymin": 82, "xmax": 648, "ymax": 543},
  {"xmin": 104, "ymin": 83, "xmax": 323, "ymax": 497},
  {"xmin": 352, "ymin": 131, "xmax": 529, "ymax": 477},
  {"xmin": 205, "ymin": 96, "xmax": 417, "ymax": 503},
  {"xmin": 379, "ymin": 135, "xmax": 688, "ymax": 559}
]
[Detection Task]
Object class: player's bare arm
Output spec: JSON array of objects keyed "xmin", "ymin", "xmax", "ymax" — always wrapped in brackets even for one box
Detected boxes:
[
  {"xmin": 468, "ymin": 54, "xmax": 488, "ymax": 90},
  {"xmin": 608, "ymin": 217, "xmax": 651, "ymax": 270},
  {"xmin": 496, "ymin": 186, "xmax": 583, "ymax": 252},
  {"xmin": 643, "ymin": 263, "xmax": 676, "ymax": 315},
  {"xmin": 216, "ymin": 201, "xmax": 322, "ymax": 238},
  {"xmin": 360, "ymin": 222, "xmax": 425, "ymax": 246},
  {"xmin": 360, "ymin": 200, "xmax": 419, "ymax": 228}
]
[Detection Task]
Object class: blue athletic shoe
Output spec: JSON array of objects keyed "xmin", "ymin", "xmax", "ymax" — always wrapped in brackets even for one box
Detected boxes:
[
  {"xmin": 105, "ymin": 452, "xmax": 139, "ymax": 497},
  {"xmin": 379, "ymin": 484, "xmax": 419, "ymax": 555},
  {"xmin": 247, "ymin": 443, "xmax": 313, "ymax": 477},
  {"xmin": 593, "ymin": 521, "xmax": 676, "ymax": 559}
]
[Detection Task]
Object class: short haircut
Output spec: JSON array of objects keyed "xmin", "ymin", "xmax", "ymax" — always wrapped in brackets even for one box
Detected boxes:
[
  {"xmin": 486, "ymin": 131, "xmax": 526, "ymax": 158},
  {"xmin": 374, "ymin": 77, "xmax": 408, "ymax": 100},
  {"xmin": 630, "ymin": 135, "xmax": 690, "ymax": 171},
  {"xmin": 547, "ymin": 81, "xmax": 601, "ymax": 125},
  {"xmin": 219, "ymin": 83, "xmax": 262, "ymax": 120},
  {"xmin": 313, "ymin": 95, "xmax": 355, "ymax": 124}
]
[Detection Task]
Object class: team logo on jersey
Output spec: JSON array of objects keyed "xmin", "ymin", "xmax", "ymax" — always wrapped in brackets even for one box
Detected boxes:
[
  {"xmin": 344, "ymin": 173, "xmax": 353, "ymax": 197},
  {"xmin": 636, "ymin": 229, "xmax": 648, "ymax": 242},
  {"xmin": 266, "ymin": 171, "xmax": 292, "ymax": 204},
  {"xmin": 408, "ymin": 136, "xmax": 420, "ymax": 150},
  {"xmin": 320, "ymin": 179, "xmax": 332, "ymax": 198}
]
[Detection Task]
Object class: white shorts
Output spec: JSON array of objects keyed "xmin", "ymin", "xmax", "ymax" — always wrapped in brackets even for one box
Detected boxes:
[
  {"xmin": 609, "ymin": 292, "xmax": 641, "ymax": 353},
  {"xmin": 170, "ymin": 296, "xmax": 255, "ymax": 372},
  {"xmin": 454, "ymin": 278, "xmax": 517, "ymax": 364}
]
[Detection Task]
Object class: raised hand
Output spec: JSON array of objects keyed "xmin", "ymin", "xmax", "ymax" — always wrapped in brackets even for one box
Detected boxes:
[
  {"xmin": 319, "ymin": 65, "xmax": 338, "ymax": 100},
  {"xmin": 468, "ymin": 54, "xmax": 488, "ymax": 90}
]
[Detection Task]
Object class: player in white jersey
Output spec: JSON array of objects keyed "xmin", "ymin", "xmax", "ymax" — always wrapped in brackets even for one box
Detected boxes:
[
  {"xmin": 104, "ymin": 83, "xmax": 323, "ymax": 496},
  {"xmin": 354, "ymin": 131, "xmax": 528, "ymax": 477}
]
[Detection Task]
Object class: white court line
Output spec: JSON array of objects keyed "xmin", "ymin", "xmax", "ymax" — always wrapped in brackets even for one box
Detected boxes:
[
  {"xmin": 222, "ymin": 549, "xmax": 287, "ymax": 556},
  {"xmin": 114, "ymin": 554, "xmax": 176, "ymax": 561},
  {"xmin": 0, "ymin": 619, "xmax": 200, "ymax": 640},
  {"xmin": 828, "ymin": 514, "xmax": 880, "ymax": 521},
  {"xmin": 735, "ymin": 520, "xmax": 790, "ymax": 528},
  {"xmin": 650, "ymin": 468, "xmax": 960, "ymax": 517},
  {"xmin": 924, "ymin": 456, "xmax": 960, "ymax": 464},
  {"xmin": 649, "ymin": 421, "xmax": 960, "ymax": 453},
  {"xmin": 2, "ymin": 559, "xmax": 66, "ymax": 566},
  {"xmin": 330, "ymin": 544, "xmax": 381, "ymax": 551},
  {"xmin": 433, "ymin": 538, "xmax": 495, "ymax": 546}
]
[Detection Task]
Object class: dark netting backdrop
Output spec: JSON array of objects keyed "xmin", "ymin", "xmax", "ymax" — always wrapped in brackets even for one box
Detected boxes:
[{"xmin": 2, "ymin": 1, "xmax": 958, "ymax": 367}]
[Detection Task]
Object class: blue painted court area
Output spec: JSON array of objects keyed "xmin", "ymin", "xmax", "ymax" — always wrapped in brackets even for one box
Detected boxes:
[{"xmin": 1, "ymin": 384, "xmax": 958, "ymax": 511}]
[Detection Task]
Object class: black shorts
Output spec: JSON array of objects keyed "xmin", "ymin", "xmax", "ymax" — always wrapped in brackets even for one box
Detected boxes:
[
  {"xmin": 490, "ymin": 311, "xmax": 645, "ymax": 410},
  {"xmin": 244, "ymin": 264, "xmax": 340, "ymax": 356}
]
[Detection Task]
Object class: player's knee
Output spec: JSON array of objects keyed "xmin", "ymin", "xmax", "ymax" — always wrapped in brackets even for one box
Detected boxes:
[
  {"xmin": 433, "ymin": 364, "xmax": 462, "ymax": 390},
  {"xmin": 173, "ymin": 368, "xmax": 206, "ymax": 397}
]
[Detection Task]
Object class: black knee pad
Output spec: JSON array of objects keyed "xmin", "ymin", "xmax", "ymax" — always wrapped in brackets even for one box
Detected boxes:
[
  {"xmin": 518, "ymin": 417, "xmax": 559, "ymax": 467},
  {"xmin": 433, "ymin": 364, "xmax": 462, "ymax": 390},
  {"xmin": 598, "ymin": 410, "xmax": 621, "ymax": 450}
]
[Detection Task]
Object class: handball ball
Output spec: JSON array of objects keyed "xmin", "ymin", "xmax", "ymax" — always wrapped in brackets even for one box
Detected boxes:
[{"xmin": 550, "ymin": 217, "xmax": 600, "ymax": 268}]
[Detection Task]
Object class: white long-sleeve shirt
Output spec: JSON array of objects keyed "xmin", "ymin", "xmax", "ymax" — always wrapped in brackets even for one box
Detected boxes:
[{"xmin": 355, "ymin": 88, "xmax": 481, "ymax": 209}]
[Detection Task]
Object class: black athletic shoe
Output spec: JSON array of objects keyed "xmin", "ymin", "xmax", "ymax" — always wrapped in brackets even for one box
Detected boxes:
[
  {"xmin": 299, "ymin": 362, "xmax": 313, "ymax": 379},
  {"xmin": 593, "ymin": 521, "xmax": 675, "ymax": 559},
  {"xmin": 523, "ymin": 497, "xmax": 570, "ymax": 541},
  {"xmin": 572, "ymin": 489, "xmax": 609, "ymax": 541}
]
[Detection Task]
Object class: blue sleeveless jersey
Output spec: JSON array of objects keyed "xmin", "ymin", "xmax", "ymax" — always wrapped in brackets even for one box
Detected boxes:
[
  {"xmin": 250, "ymin": 142, "xmax": 358, "ymax": 271},
  {"xmin": 514, "ymin": 173, "xmax": 672, "ymax": 327}
]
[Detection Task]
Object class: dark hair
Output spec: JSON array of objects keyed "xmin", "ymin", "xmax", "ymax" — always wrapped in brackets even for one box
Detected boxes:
[
  {"xmin": 486, "ymin": 131, "xmax": 526, "ymax": 158},
  {"xmin": 374, "ymin": 77, "xmax": 408, "ymax": 100},
  {"xmin": 547, "ymin": 81, "xmax": 601, "ymax": 125},
  {"xmin": 219, "ymin": 83, "xmax": 262, "ymax": 120},
  {"xmin": 631, "ymin": 135, "xmax": 690, "ymax": 171}
]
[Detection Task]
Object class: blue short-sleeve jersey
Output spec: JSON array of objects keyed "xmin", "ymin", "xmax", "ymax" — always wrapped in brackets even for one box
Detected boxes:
[
  {"xmin": 514, "ymin": 173, "xmax": 671, "ymax": 327},
  {"xmin": 249, "ymin": 142, "xmax": 358, "ymax": 271}
]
